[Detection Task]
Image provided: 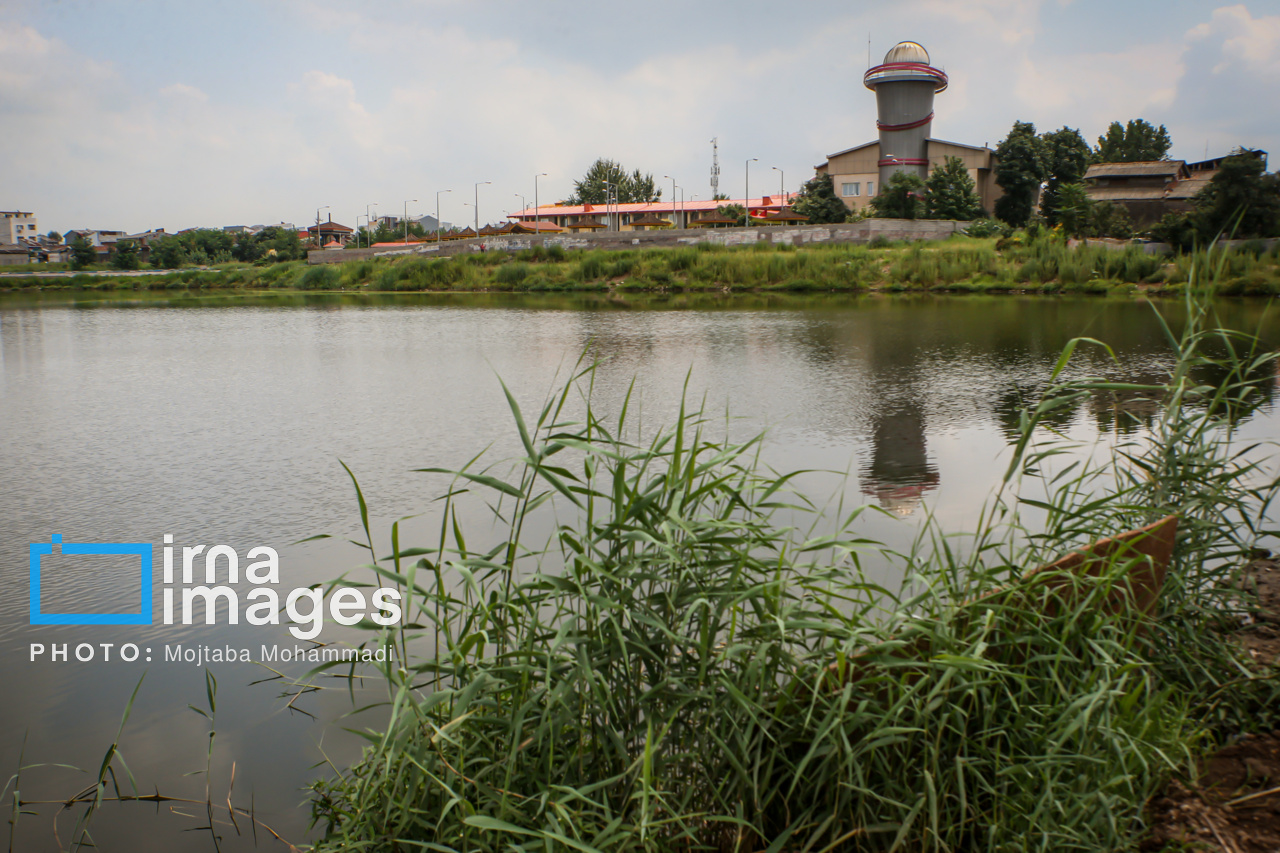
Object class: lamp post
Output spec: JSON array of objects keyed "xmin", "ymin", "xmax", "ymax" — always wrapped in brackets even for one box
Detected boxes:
[
  {"xmin": 366, "ymin": 203, "xmax": 377, "ymax": 247},
  {"xmin": 474, "ymin": 181, "xmax": 491, "ymax": 234},
  {"xmin": 463, "ymin": 202, "xmax": 475, "ymax": 234},
  {"xmin": 436, "ymin": 189, "xmax": 452, "ymax": 242},
  {"xmin": 403, "ymin": 199, "xmax": 417, "ymax": 244},
  {"xmin": 514, "ymin": 193, "xmax": 527, "ymax": 227},
  {"xmin": 314, "ymin": 205, "xmax": 329, "ymax": 248},
  {"xmin": 772, "ymin": 166, "xmax": 784, "ymax": 209},
  {"xmin": 534, "ymin": 172, "xmax": 547, "ymax": 233},
  {"xmin": 663, "ymin": 175, "xmax": 677, "ymax": 227},
  {"xmin": 602, "ymin": 181, "xmax": 616, "ymax": 231},
  {"xmin": 744, "ymin": 159, "xmax": 757, "ymax": 227}
]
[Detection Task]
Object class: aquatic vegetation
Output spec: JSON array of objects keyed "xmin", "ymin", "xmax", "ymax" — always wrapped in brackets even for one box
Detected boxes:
[{"xmin": 308, "ymin": 285, "xmax": 1280, "ymax": 851}]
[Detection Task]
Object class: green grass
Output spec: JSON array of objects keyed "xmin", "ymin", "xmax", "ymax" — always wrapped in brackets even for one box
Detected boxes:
[
  {"xmin": 307, "ymin": 277, "xmax": 1280, "ymax": 850},
  {"xmin": 4, "ymin": 236, "xmax": 1279, "ymax": 296}
]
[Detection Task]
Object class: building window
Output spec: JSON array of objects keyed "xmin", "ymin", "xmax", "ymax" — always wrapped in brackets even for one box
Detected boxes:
[
  {"xmin": 841, "ymin": 182, "xmax": 860, "ymax": 197},
  {"xmin": 867, "ymin": 181, "xmax": 875, "ymax": 196}
]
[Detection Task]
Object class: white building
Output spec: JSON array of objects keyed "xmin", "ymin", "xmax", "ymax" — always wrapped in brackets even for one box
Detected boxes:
[{"xmin": 1, "ymin": 210, "xmax": 38, "ymax": 244}]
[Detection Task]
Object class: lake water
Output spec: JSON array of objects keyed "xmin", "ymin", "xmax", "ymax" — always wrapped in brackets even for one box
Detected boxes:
[{"xmin": 1, "ymin": 290, "xmax": 1277, "ymax": 851}]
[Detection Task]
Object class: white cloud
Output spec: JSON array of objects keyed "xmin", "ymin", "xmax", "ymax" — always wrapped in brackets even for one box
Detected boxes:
[
  {"xmin": 1189, "ymin": 4, "xmax": 1280, "ymax": 73},
  {"xmin": 159, "ymin": 83, "xmax": 208, "ymax": 103}
]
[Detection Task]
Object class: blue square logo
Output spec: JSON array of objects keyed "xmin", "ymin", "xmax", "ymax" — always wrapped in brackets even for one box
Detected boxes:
[{"xmin": 30, "ymin": 535, "xmax": 153, "ymax": 625}]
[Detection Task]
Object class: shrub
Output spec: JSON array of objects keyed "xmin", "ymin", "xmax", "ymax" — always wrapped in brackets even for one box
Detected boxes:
[
  {"xmin": 297, "ymin": 264, "xmax": 340, "ymax": 290},
  {"xmin": 495, "ymin": 262, "xmax": 531, "ymax": 286}
]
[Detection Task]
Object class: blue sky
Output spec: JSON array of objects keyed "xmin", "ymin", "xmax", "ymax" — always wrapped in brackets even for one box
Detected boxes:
[{"xmin": 4, "ymin": 0, "xmax": 1279, "ymax": 234}]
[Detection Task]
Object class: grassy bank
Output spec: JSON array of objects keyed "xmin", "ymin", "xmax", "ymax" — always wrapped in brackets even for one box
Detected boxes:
[
  {"xmin": 305, "ymin": 287, "xmax": 1280, "ymax": 851},
  {"xmin": 5, "ymin": 235, "xmax": 1280, "ymax": 296}
]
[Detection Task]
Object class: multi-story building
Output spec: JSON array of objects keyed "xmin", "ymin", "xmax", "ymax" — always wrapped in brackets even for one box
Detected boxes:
[
  {"xmin": 1, "ymin": 210, "xmax": 39, "ymax": 244},
  {"xmin": 816, "ymin": 139, "xmax": 1002, "ymax": 214}
]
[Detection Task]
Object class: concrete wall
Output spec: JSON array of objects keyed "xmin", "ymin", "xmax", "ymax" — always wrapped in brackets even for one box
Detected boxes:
[{"xmin": 307, "ymin": 219, "xmax": 970, "ymax": 265}]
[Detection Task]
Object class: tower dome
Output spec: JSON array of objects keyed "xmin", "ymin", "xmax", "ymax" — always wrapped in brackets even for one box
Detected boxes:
[{"xmin": 884, "ymin": 41, "xmax": 930, "ymax": 65}]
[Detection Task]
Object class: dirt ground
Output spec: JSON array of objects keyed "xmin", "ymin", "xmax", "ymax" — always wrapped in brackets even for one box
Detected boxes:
[{"xmin": 1142, "ymin": 557, "xmax": 1280, "ymax": 853}]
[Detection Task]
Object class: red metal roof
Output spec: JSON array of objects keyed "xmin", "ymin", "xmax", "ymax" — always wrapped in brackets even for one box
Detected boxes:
[{"xmin": 508, "ymin": 196, "xmax": 790, "ymax": 220}]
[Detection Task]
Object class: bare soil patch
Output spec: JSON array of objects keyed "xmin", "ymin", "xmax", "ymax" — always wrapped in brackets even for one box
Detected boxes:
[{"xmin": 1142, "ymin": 558, "xmax": 1280, "ymax": 852}]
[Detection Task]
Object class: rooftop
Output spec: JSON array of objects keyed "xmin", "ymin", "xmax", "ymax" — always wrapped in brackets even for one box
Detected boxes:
[{"xmin": 1083, "ymin": 161, "xmax": 1188, "ymax": 180}]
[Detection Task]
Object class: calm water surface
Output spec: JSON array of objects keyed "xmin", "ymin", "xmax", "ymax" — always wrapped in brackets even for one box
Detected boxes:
[{"xmin": 1, "ymin": 290, "xmax": 1277, "ymax": 850}]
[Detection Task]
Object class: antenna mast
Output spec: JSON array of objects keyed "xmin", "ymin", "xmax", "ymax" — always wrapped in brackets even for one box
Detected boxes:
[{"xmin": 710, "ymin": 137, "xmax": 721, "ymax": 198}]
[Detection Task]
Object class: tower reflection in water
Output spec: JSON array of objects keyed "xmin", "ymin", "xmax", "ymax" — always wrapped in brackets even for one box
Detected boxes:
[{"xmin": 859, "ymin": 401, "xmax": 940, "ymax": 516}]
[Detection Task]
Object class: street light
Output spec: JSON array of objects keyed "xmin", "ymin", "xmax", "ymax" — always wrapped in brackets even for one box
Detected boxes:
[
  {"xmin": 403, "ymin": 199, "xmax": 417, "ymax": 244},
  {"xmin": 436, "ymin": 189, "xmax": 452, "ymax": 242},
  {"xmin": 534, "ymin": 172, "xmax": 547, "ymax": 233},
  {"xmin": 663, "ymin": 175, "xmax": 677, "ymax": 227},
  {"xmin": 772, "ymin": 166, "xmax": 784, "ymax": 208},
  {"xmin": 315, "ymin": 205, "xmax": 329, "ymax": 248},
  {"xmin": 745, "ymin": 159, "xmax": 757, "ymax": 227},
  {"xmin": 602, "ymin": 181, "xmax": 615, "ymax": 231},
  {"xmin": 463, "ymin": 202, "xmax": 475, "ymax": 234},
  {"xmin": 474, "ymin": 181, "xmax": 491, "ymax": 234},
  {"xmin": 514, "ymin": 193, "xmax": 527, "ymax": 227}
]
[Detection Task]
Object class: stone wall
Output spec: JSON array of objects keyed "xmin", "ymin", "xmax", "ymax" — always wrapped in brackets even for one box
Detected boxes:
[{"xmin": 307, "ymin": 219, "xmax": 969, "ymax": 265}]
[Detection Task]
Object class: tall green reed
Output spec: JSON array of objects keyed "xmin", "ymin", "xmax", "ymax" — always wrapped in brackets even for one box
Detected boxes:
[{"xmin": 310, "ymin": 281, "xmax": 1278, "ymax": 851}]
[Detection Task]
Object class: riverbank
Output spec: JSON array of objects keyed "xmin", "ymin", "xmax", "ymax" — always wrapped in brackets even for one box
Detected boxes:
[
  {"xmin": 3, "ymin": 235, "xmax": 1279, "ymax": 296},
  {"xmin": 1143, "ymin": 558, "xmax": 1280, "ymax": 852}
]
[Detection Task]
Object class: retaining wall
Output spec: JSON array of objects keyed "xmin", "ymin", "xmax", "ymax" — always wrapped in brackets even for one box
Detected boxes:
[{"xmin": 307, "ymin": 219, "xmax": 969, "ymax": 265}]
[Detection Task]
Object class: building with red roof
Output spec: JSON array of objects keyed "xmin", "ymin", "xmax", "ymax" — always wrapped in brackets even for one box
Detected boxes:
[{"xmin": 508, "ymin": 194, "xmax": 795, "ymax": 232}]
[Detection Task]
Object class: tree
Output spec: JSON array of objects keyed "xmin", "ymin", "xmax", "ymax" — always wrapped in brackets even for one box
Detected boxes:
[
  {"xmin": 791, "ymin": 173, "xmax": 849, "ymax": 224},
  {"xmin": 46, "ymin": 230, "xmax": 62, "ymax": 243},
  {"xmin": 924, "ymin": 157, "xmax": 984, "ymax": 220},
  {"xmin": 1054, "ymin": 183, "xmax": 1094, "ymax": 238},
  {"xmin": 260, "ymin": 226, "xmax": 303, "ymax": 261},
  {"xmin": 716, "ymin": 204, "xmax": 747, "ymax": 227},
  {"xmin": 870, "ymin": 171, "xmax": 927, "ymax": 219},
  {"xmin": 567, "ymin": 159, "xmax": 662, "ymax": 205},
  {"xmin": 1039, "ymin": 127, "xmax": 1092, "ymax": 226},
  {"xmin": 1192, "ymin": 148, "xmax": 1280, "ymax": 239},
  {"xmin": 69, "ymin": 234, "xmax": 96, "ymax": 270},
  {"xmin": 1089, "ymin": 201, "xmax": 1133, "ymax": 240},
  {"xmin": 1094, "ymin": 119, "xmax": 1171, "ymax": 163},
  {"xmin": 1150, "ymin": 211, "xmax": 1200, "ymax": 252},
  {"xmin": 994, "ymin": 121, "xmax": 1047, "ymax": 226},
  {"xmin": 148, "ymin": 229, "xmax": 236, "ymax": 268},
  {"xmin": 233, "ymin": 231, "xmax": 265, "ymax": 263},
  {"xmin": 110, "ymin": 239, "xmax": 142, "ymax": 270}
]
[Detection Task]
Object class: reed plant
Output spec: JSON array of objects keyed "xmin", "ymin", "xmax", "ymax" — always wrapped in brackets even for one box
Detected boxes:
[{"xmin": 307, "ymin": 267, "xmax": 1279, "ymax": 850}]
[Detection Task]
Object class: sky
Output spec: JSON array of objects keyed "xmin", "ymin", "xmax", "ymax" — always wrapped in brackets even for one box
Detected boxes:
[{"xmin": 3, "ymin": 0, "xmax": 1279, "ymax": 235}]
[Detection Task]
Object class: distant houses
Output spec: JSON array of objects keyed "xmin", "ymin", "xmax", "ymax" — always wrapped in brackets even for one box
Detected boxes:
[{"xmin": 1080, "ymin": 155, "xmax": 1255, "ymax": 227}]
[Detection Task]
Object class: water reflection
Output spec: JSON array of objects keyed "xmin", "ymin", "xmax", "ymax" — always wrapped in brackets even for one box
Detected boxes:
[{"xmin": 861, "ymin": 403, "xmax": 940, "ymax": 514}]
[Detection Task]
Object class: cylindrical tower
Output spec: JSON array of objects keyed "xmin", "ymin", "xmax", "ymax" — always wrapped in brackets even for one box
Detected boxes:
[{"xmin": 863, "ymin": 41, "xmax": 948, "ymax": 187}]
